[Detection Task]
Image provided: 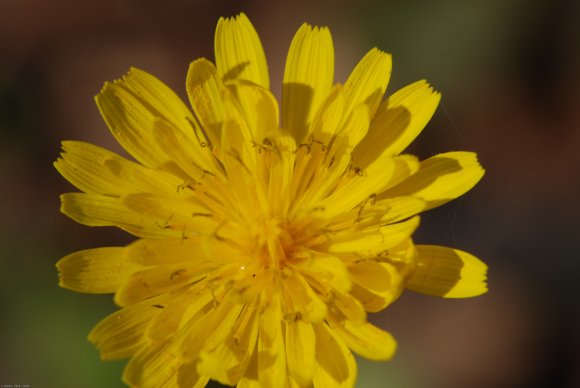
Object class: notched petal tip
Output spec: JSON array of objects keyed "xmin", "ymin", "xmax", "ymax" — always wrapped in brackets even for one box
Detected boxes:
[
  {"xmin": 407, "ymin": 245, "xmax": 488, "ymax": 298},
  {"xmin": 94, "ymin": 81, "xmax": 112, "ymax": 101},
  {"xmin": 381, "ymin": 151, "xmax": 485, "ymax": 211},
  {"xmin": 215, "ymin": 12, "xmax": 270, "ymax": 89},
  {"xmin": 234, "ymin": 11, "xmax": 251, "ymax": 22},
  {"xmin": 187, "ymin": 58, "xmax": 218, "ymax": 86},
  {"xmin": 52, "ymin": 158, "xmax": 63, "ymax": 172},
  {"xmin": 56, "ymin": 247, "xmax": 135, "ymax": 294},
  {"xmin": 219, "ymin": 11, "xmax": 249, "ymax": 24},
  {"xmin": 367, "ymin": 47, "xmax": 393, "ymax": 64},
  {"xmin": 353, "ymin": 79, "xmax": 442, "ymax": 166},
  {"xmin": 296, "ymin": 22, "xmax": 312, "ymax": 33},
  {"xmin": 58, "ymin": 193, "xmax": 69, "ymax": 215},
  {"xmin": 331, "ymin": 319, "xmax": 398, "ymax": 361},
  {"xmin": 283, "ymin": 21, "xmax": 334, "ymax": 142},
  {"xmin": 343, "ymin": 47, "xmax": 392, "ymax": 122}
]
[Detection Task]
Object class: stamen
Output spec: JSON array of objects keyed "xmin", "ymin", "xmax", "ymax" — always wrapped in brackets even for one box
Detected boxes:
[
  {"xmin": 192, "ymin": 212, "xmax": 213, "ymax": 218},
  {"xmin": 231, "ymin": 301, "xmax": 257, "ymax": 347},
  {"xmin": 212, "ymin": 221, "xmax": 229, "ymax": 242},
  {"xmin": 226, "ymin": 149, "xmax": 251, "ymax": 174},
  {"xmin": 351, "ymin": 166, "xmax": 363, "ymax": 176},
  {"xmin": 186, "ymin": 116, "xmax": 214, "ymax": 150},
  {"xmin": 155, "ymin": 214, "xmax": 174, "ymax": 229},
  {"xmin": 170, "ymin": 269, "xmax": 187, "ymax": 280},
  {"xmin": 297, "ymin": 142, "xmax": 312, "ymax": 154},
  {"xmin": 177, "ymin": 181, "xmax": 199, "ymax": 193},
  {"xmin": 201, "ymin": 169, "xmax": 216, "ymax": 179}
]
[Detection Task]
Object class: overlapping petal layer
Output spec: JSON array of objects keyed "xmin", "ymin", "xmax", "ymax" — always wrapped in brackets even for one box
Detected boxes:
[{"xmin": 56, "ymin": 12, "xmax": 487, "ymax": 388}]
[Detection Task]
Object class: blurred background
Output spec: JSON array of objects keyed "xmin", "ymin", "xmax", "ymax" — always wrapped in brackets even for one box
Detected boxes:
[{"xmin": 1, "ymin": 0, "xmax": 579, "ymax": 387}]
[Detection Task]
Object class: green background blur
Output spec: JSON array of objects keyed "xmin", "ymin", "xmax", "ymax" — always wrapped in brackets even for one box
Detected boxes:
[{"xmin": 1, "ymin": 0, "xmax": 579, "ymax": 387}]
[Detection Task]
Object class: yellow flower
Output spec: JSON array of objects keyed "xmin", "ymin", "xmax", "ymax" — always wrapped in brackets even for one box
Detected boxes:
[{"xmin": 55, "ymin": 13, "xmax": 487, "ymax": 388}]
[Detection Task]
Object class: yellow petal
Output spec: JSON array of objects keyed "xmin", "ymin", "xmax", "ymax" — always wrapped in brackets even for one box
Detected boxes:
[
  {"xmin": 321, "ymin": 154, "xmax": 419, "ymax": 216},
  {"xmin": 380, "ymin": 151, "xmax": 485, "ymax": 210},
  {"xmin": 329, "ymin": 318, "xmax": 397, "ymax": 361},
  {"xmin": 327, "ymin": 216, "xmax": 420, "ymax": 255},
  {"xmin": 60, "ymin": 192, "xmax": 217, "ymax": 239},
  {"xmin": 343, "ymin": 48, "xmax": 392, "ymax": 119},
  {"xmin": 123, "ymin": 341, "xmax": 209, "ymax": 388},
  {"xmin": 198, "ymin": 302, "xmax": 259, "ymax": 385},
  {"xmin": 317, "ymin": 154, "xmax": 397, "ymax": 219},
  {"xmin": 379, "ymin": 154, "xmax": 420, "ymax": 192},
  {"xmin": 146, "ymin": 287, "xmax": 213, "ymax": 343},
  {"xmin": 60, "ymin": 193, "xmax": 176, "ymax": 238},
  {"xmin": 353, "ymin": 80, "xmax": 440, "ymax": 167},
  {"xmin": 325, "ymin": 195, "xmax": 424, "ymax": 235},
  {"xmin": 282, "ymin": 270, "xmax": 327, "ymax": 323},
  {"xmin": 178, "ymin": 297, "xmax": 244, "ymax": 362},
  {"xmin": 336, "ymin": 103, "xmax": 370, "ymax": 150},
  {"xmin": 219, "ymin": 118, "xmax": 258, "ymax": 184},
  {"xmin": 349, "ymin": 261, "xmax": 406, "ymax": 311},
  {"xmin": 257, "ymin": 292, "xmax": 287, "ymax": 386},
  {"xmin": 226, "ymin": 80, "xmax": 279, "ymax": 142},
  {"xmin": 95, "ymin": 74, "xmax": 185, "ymax": 169},
  {"xmin": 57, "ymin": 247, "xmax": 138, "ymax": 294},
  {"xmin": 285, "ymin": 321, "xmax": 315, "ymax": 385},
  {"xmin": 236, "ymin": 338, "xmax": 260, "ymax": 387},
  {"xmin": 153, "ymin": 118, "xmax": 221, "ymax": 180},
  {"xmin": 88, "ymin": 295, "xmax": 167, "ymax": 359},
  {"xmin": 349, "ymin": 284, "xmax": 390, "ymax": 313},
  {"xmin": 114, "ymin": 263, "xmax": 211, "ymax": 306},
  {"xmin": 406, "ymin": 245, "xmax": 488, "ymax": 298},
  {"xmin": 55, "ymin": 141, "xmax": 182, "ymax": 196},
  {"xmin": 120, "ymin": 67, "xmax": 196, "ymax": 140},
  {"xmin": 122, "ymin": 192, "xmax": 218, "ymax": 236},
  {"xmin": 312, "ymin": 322, "xmax": 357, "ymax": 387},
  {"xmin": 283, "ymin": 23, "xmax": 334, "ymax": 142},
  {"xmin": 126, "ymin": 237, "xmax": 236, "ymax": 266},
  {"xmin": 237, "ymin": 377, "xmax": 261, "ymax": 388},
  {"xmin": 288, "ymin": 137, "xmax": 351, "ymax": 215},
  {"xmin": 186, "ymin": 58, "xmax": 226, "ymax": 148},
  {"xmin": 215, "ymin": 13, "xmax": 269, "ymax": 89},
  {"xmin": 293, "ymin": 253, "xmax": 351, "ymax": 293},
  {"xmin": 362, "ymin": 196, "xmax": 426, "ymax": 226},
  {"xmin": 308, "ymin": 84, "xmax": 345, "ymax": 145},
  {"xmin": 258, "ymin": 129, "xmax": 297, "ymax": 216},
  {"xmin": 329, "ymin": 288, "xmax": 367, "ymax": 323}
]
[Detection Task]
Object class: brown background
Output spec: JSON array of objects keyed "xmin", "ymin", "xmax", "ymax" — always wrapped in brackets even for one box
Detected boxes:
[{"xmin": 1, "ymin": 0, "xmax": 579, "ymax": 387}]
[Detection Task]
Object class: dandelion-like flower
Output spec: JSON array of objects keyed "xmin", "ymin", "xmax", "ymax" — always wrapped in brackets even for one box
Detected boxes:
[{"xmin": 56, "ymin": 13, "xmax": 487, "ymax": 387}]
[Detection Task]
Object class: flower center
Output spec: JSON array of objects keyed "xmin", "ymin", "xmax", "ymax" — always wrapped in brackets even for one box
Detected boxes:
[{"xmin": 252, "ymin": 218, "xmax": 295, "ymax": 270}]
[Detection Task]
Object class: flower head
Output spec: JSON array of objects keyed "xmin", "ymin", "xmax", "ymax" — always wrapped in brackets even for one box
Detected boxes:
[{"xmin": 56, "ymin": 13, "xmax": 487, "ymax": 387}]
